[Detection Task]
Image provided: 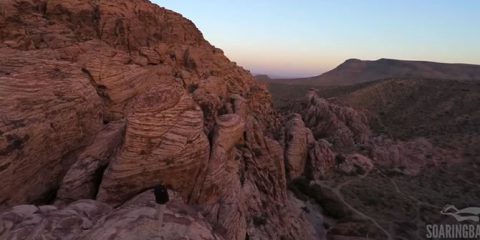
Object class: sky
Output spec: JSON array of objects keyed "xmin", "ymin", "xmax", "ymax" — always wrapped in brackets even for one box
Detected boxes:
[{"xmin": 153, "ymin": 0, "xmax": 480, "ymax": 78}]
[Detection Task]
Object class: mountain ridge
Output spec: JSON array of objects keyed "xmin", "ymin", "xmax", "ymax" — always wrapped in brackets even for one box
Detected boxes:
[{"xmin": 265, "ymin": 58, "xmax": 480, "ymax": 86}]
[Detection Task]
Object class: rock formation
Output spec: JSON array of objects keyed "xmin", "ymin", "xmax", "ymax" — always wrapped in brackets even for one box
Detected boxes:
[
  {"xmin": 97, "ymin": 83, "xmax": 210, "ymax": 206},
  {"xmin": 284, "ymin": 114, "xmax": 315, "ymax": 179},
  {"xmin": 336, "ymin": 153, "xmax": 374, "ymax": 175},
  {"xmin": 296, "ymin": 89, "xmax": 462, "ymax": 177},
  {"xmin": 0, "ymin": 48, "xmax": 104, "ymax": 206},
  {"xmin": 193, "ymin": 113, "xmax": 246, "ymax": 240},
  {"xmin": 302, "ymin": 90, "xmax": 371, "ymax": 149},
  {"xmin": 305, "ymin": 139, "xmax": 336, "ymax": 180},
  {"xmin": 0, "ymin": 0, "xmax": 323, "ymax": 239}
]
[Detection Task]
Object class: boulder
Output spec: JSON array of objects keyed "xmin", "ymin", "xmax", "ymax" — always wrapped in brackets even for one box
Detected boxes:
[{"xmin": 336, "ymin": 154, "xmax": 374, "ymax": 175}]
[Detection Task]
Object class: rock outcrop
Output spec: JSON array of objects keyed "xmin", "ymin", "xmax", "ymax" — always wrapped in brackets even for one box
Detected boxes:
[
  {"xmin": 306, "ymin": 139, "xmax": 336, "ymax": 180},
  {"xmin": 97, "ymin": 83, "xmax": 210, "ymax": 206},
  {"xmin": 241, "ymin": 116, "xmax": 319, "ymax": 240},
  {"xmin": 284, "ymin": 114, "xmax": 315, "ymax": 179},
  {"xmin": 0, "ymin": 49, "xmax": 104, "ymax": 206},
  {"xmin": 297, "ymin": 90, "xmax": 460, "ymax": 177},
  {"xmin": 56, "ymin": 121, "xmax": 125, "ymax": 204},
  {"xmin": 336, "ymin": 153, "xmax": 374, "ymax": 175},
  {"xmin": 302, "ymin": 90, "xmax": 370, "ymax": 149},
  {"xmin": 193, "ymin": 113, "xmax": 246, "ymax": 240}
]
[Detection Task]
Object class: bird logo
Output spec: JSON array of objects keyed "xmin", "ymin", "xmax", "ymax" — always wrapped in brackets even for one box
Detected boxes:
[{"xmin": 440, "ymin": 205, "xmax": 480, "ymax": 222}]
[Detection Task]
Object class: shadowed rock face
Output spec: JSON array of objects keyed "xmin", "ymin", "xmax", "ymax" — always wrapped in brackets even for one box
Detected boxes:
[{"xmin": 57, "ymin": 121, "xmax": 126, "ymax": 204}]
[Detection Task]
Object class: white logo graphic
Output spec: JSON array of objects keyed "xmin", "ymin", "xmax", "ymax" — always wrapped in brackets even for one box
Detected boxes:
[{"xmin": 441, "ymin": 205, "xmax": 480, "ymax": 222}]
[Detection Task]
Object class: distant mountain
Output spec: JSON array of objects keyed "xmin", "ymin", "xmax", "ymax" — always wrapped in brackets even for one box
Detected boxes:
[
  {"xmin": 253, "ymin": 74, "xmax": 272, "ymax": 82},
  {"xmin": 268, "ymin": 58, "xmax": 480, "ymax": 86}
]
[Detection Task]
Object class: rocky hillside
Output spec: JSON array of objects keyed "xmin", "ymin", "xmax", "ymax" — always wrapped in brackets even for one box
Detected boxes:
[
  {"xmin": 266, "ymin": 58, "xmax": 480, "ymax": 86},
  {"xmin": 282, "ymin": 89, "xmax": 476, "ymax": 239},
  {"xmin": 269, "ymin": 78, "xmax": 479, "ymax": 158},
  {"xmin": 339, "ymin": 79, "xmax": 480, "ymax": 155},
  {"xmin": 262, "ymin": 58, "xmax": 479, "ymax": 239}
]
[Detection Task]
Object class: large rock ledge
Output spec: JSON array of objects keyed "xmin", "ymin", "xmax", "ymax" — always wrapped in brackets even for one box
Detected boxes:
[{"xmin": 0, "ymin": 191, "xmax": 223, "ymax": 240}]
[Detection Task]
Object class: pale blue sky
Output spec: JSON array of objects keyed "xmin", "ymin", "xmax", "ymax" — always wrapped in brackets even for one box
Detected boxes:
[{"xmin": 153, "ymin": 0, "xmax": 480, "ymax": 78}]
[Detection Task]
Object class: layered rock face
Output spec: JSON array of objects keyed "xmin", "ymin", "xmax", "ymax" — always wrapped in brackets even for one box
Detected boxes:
[
  {"xmin": 194, "ymin": 114, "xmax": 246, "ymax": 239},
  {"xmin": 284, "ymin": 114, "xmax": 315, "ymax": 179},
  {"xmin": 97, "ymin": 83, "xmax": 210, "ymax": 206},
  {"xmin": 0, "ymin": 49, "xmax": 104, "ymax": 206},
  {"xmin": 0, "ymin": 0, "xmax": 266, "ymax": 203},
  {"xmin": 0, "ymin": 0, "xmax": 322, "ymax": 239}
]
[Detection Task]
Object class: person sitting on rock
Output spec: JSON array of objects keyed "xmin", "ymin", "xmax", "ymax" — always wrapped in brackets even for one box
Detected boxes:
[{"xmin": 154, "ymin": 185, "xmax": 169, "ymax": 228}]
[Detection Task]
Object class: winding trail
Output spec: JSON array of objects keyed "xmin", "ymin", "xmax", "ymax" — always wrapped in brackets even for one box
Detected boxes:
[
  {"xmin": 316, "ymin": 171, "xmax": 393, "ymax": 240},
  {"xmin": 376, "ymin": 170, "xmax": 443, "ymax": 240}
]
